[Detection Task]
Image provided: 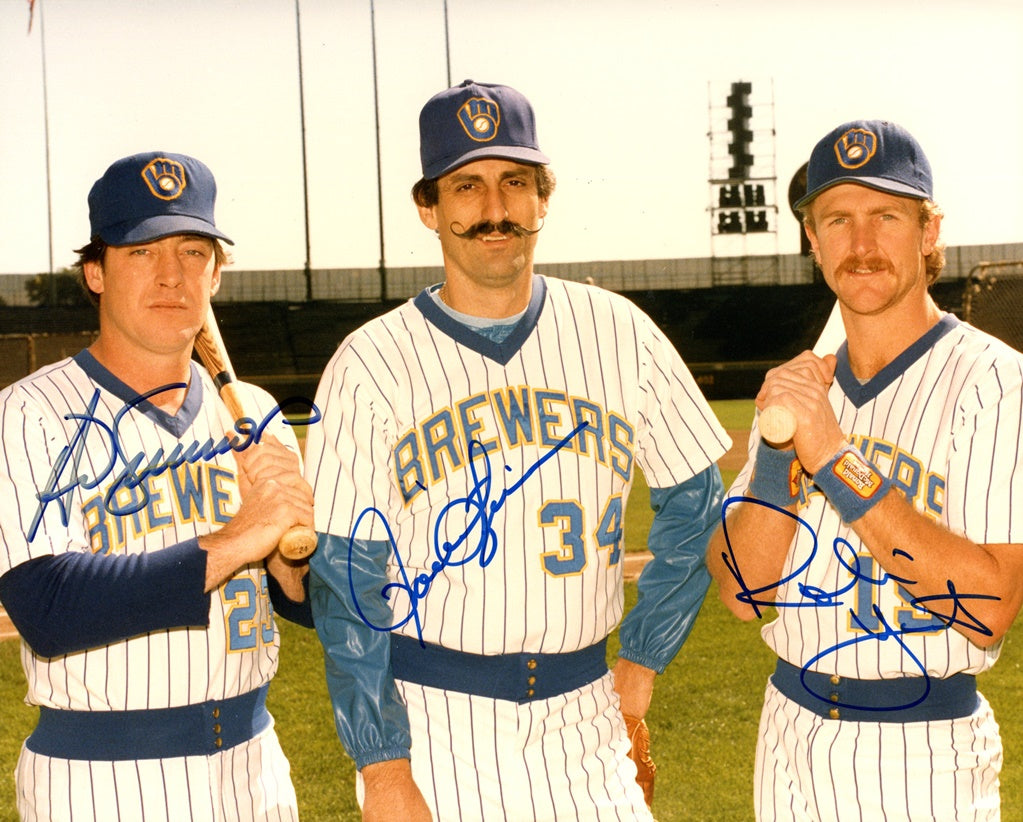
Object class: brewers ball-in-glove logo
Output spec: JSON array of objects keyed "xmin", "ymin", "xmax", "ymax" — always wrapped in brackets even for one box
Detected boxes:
[
  {"xmin": 834, "ymin": 128, "xmax": 878, "ymax": 170},
  {"xmin": 457, "ymin": 97, "xmax": 501, "ymax": 143},
  {"xmin": 141, "ymin": 157, "xmax": 187, "ymax": 201}
]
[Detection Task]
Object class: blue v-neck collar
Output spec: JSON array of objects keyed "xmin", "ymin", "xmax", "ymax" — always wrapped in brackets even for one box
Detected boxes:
[
  {"xmin": 73, "ymin": 349, "xmax": 204, "ymax": 438},
  {"xmin": 834, "ymin": 314, "xmax": 959, "ymax": 407},
  {"xmin": 414, "ymin": 275, "xmax": 547, "ymax": 365}
]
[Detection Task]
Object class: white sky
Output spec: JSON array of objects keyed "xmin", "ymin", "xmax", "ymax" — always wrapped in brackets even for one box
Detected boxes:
[{"xmin": 1, "ymin": 0, "xmax": 1021, "ymax": 275}]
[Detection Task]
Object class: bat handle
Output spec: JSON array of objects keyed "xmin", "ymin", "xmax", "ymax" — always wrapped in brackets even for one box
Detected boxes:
[
  {"xmin": 278, "ymin": 525, "xmax": 318, "ymax": 561},
  {"xmin": 758, "ymin": 405, "xmax": 797, "ymax": 446}
]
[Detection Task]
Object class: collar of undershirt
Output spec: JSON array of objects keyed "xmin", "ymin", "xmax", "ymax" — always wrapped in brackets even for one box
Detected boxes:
[{"xmin": 414, "ymin": 274, "xmax": 547, "ymax": 365}]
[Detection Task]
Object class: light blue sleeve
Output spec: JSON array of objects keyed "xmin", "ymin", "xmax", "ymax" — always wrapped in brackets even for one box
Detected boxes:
[
  {"xmin": 309, "ymin": 533, "xmax": 412, "ymax": 770},
  {"xmin": 617, "ymin": 465, "xmax": 723, "ymax": 673}
]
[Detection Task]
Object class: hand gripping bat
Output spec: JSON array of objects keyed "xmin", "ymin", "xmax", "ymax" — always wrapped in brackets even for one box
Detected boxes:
[
  {"xmin": 758, "ymin": 301, "xmax": 844, "ymax": 446},
  {"xmin": 194, "ymin": 306, "xmax": 317, "ymax": 560}
]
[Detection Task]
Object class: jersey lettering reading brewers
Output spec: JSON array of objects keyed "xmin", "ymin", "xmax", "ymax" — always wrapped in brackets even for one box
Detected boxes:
[
  {"xmin": 707, "ymin": 120, "xmax": 1023, "ymax": 821},
  {"xmin": 0, "ymin": 152, "xmax": 315, "ymax": 821},
  {"xmin": 305, "ymin": 80, "xmax": 731, "ymax": 821}
]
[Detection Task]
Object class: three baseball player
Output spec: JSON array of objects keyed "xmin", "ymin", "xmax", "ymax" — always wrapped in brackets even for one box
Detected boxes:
[
  {"xmin": 707, "ymin": 120, "xmax": 1023, "ymax": 819},
  {"xmin": 303, "ymin": 79, "xmax": 730, "ymax": 820},
  {"xmin": 4, "ymin": 109, "xmax": 1021, "ymax": 822},
  {"xmin": 0, "ymin": 152, "xmax": 315, "ymax": 821}
]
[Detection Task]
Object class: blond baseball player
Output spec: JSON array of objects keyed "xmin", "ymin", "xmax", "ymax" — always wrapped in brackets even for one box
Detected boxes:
[
  {"xmin": 0, "ymin": 152, "xmax": 315, "ymax": 821},
  {"xmin": 707, "ymin": 120, "xmax": 1023, "ymax": 820},
  {"xmin": 305, "ymin": 80, "xmax": 731, "ymax": 821}
]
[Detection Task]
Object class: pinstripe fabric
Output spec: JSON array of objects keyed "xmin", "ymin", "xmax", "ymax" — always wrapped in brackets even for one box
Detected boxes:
[
  {"xmin": 754, "ymin": 681, "xmax": 1001, "ymax": 821},
  {"xmin": 1, "ymin": 354, "xmax": 300, "ymax": 820},
  {"xmin": 16, "ymin": 723, "xmax": 299, "ymax": 822},
  {"xmin": 309, "ymin": 276, "xmax": 728, "ymax": 656},
  {"xmin": 308, "ymin": 275, "xmax": 728, "ymax": 817},
  {"xmin": 728, "ymin": 316, "xmax": 1022, "ymax": 820},
  {"xmin": 393, "ymin": 673, "xmax": 650, "ymax": 821}
]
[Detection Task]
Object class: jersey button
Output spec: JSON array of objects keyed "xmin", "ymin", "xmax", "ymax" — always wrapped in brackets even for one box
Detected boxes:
[
  {"xmin": 212, "ymin": 707, "xmax": 221, "ymax": 719},
  {"xmin": 526, "ymin": 689, "xmax": 535, "ymax": 698},
  {"xmin": 829, "ymin": 674, "xmax": 841, "ymax": 686},
  {"xmin": 527, "ymin": 659, "xmax": 538, "ymax": 670},
  {"xmin": 214, "ymin": 737, "xmax": 223, "ymax": 748},
  {"xmin": 213, "ymin": 724, "xmax": 222, "ymax": 734},
  {"xmin": 829, "ymin": 708, "xmax": 840, "ymax": 720}
]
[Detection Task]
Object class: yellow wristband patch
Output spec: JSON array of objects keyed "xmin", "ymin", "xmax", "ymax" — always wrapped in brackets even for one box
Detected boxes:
[
  {"xmin": 787, "ymin": 459, "xmax": 803, "ymax": 498},
  {"xmin": 831, "ymin": 449, "xmax": 885, "ymax": 499}
]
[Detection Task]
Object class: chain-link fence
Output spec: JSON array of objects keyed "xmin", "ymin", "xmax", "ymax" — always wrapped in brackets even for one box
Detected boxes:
[{"xmin": 961, "ymin": 260, "xmax": 1023, "ymax": 351}]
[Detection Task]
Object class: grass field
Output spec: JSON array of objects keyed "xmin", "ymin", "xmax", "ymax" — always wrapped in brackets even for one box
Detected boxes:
[{"xmin": 1, "ymin": 400, "xmax": 1021, "ymax": 820}]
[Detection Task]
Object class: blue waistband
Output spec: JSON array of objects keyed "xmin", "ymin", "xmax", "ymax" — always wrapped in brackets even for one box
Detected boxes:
[
  {"xmin": 772, "ymin": 659, "xmax": 978, "ymax": 723},
  {"xmin": 26, "ymin": 684, "xmax": 271, "ymax": 761},
  {"xmin": 389, "ymin": 634, "xmax": 608, "ymax": 703}
]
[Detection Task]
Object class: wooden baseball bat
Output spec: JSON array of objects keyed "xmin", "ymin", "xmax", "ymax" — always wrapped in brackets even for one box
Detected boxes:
[
  {"xmin": 193, "ymin": 306, "xmax": 317, "ymax": 560},
  {"xmin": 758, "ymin": 301, "xmax": 845, "ymax": 446},
  {"xmin": 758, "ymin": 405, "xmax": 797, "ymax": 445}
]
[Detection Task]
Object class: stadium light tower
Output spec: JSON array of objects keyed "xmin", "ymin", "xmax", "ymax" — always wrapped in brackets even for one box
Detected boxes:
[
  {"xmin": 707, "ymin": 79, "xmax": 779, "ymax": 285},
  {"xmin": 726, "ymin": 81, "xmax": 753, "ymax": 180}
]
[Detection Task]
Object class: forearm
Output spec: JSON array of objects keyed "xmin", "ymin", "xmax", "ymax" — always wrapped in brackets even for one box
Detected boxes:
[
  {"xmin": 707, "ymin": 498, "xmax": 798, "ymax": 620},
  {"xmin": 361, "ymin": 758, "xmax": 431, "ymax": 822},
  {"xmin": 612, "ymin": 657, "xmax": 656, "ymax": 718},
  {"xmin": 618, "ymin": 468, "xmax": 720, "ymax": 671},
  {"xmin": 0, "ymin": 541, "xmax": 209, "ymax": 657},
  {"xmin": 848, "ymin": 490, "xmax": 1023, "ymax": 646},
  {"xmin": 309, "ymin": 535, "xmax": 412, "ymax": 768}
]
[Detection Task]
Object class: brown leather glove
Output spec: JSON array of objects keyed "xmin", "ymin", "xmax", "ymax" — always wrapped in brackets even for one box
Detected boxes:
[{"xmin": 624, "ymin": 713, "xmax": 656, "ymax": 808}]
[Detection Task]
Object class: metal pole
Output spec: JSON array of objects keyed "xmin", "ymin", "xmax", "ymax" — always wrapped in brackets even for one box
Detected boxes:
[
  {"xmin": 443, "ymin": 0, "xmax": 451, "ymax": 87},
  {"xmin": 370, "ymin": 0, "xmax": 386, "ymax": 300},
  {"xmin": 295, "ymin": 0, "xmax": 313, "ymax": 301},
  {"xmin": 38, "ymin": 0, "xmax": 55, "ymax": 301}
]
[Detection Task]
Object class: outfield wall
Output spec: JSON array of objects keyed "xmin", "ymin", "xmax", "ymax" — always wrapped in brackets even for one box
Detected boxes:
[
  {"xmin": 1, "ymin": 242, "xmax": 1019, "ymax": 305},
  {"xmin": 1, "ymin": 279, "xmax": 973, "ymax": 401}
]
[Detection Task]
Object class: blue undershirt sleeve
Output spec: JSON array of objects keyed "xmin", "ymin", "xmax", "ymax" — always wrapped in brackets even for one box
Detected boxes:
[
  {"xmin": 309, "ymin": 533, "xmax": 412, "ymax": 770},
  {"xmin": 617, "ymin": 465, "xmax": 724, "ymax": 673},
  {"xmin": 0, "ymin": 538, "xmax": 210, "ymax": 658}
]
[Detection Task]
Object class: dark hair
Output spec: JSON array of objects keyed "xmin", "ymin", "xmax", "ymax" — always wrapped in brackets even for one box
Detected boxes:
[
  {"xmin": 72, "ymin": 235, "xmax": 231, "ymax": 306},
  {"xmin": 411, "ymin": 164, "xmax": 557, "ymax": 208}
]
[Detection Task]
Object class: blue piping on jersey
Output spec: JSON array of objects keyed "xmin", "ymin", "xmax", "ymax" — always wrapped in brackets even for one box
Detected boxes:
[
  {"xmin": 834, "ymin": 314, "xmax": 959, "ymax": 407},
  {"xmin": 73, "ymin": 349, "xmax": 204, "ymax": 437},
  {"xmin": 413, "ymin": 275, "xmax": 548, "ymax": 365}
]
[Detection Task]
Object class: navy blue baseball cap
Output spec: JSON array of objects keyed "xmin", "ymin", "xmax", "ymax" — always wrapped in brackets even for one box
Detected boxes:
[
  {"xmin": 88, "ymin": 151, "xmax": 234, "ymax": 245},
  {"xmin": 419, "ymin": 79, "xmax": 550, "ymax": 180},
  {"xmin": 794, "ymin": 120, "xmax": 933, "ymax": 210}
]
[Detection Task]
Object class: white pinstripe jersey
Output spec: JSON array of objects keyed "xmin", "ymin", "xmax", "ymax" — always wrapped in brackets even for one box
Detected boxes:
[
  {"xmin": 731, "ymin": 315, "xmax": 1023, "ymax": 679},
  {"xmin": 306, "ymin": 275, "xmax": 729, "ymax": 655},
  {"xmin": 0, "ymin": 353, "xmax": 296, "ymax": 711}
]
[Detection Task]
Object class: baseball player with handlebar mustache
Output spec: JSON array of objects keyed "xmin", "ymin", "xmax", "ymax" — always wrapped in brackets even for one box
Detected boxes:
[{"xmin": 305, "ymin": 79, "xmax": 731, "ymax": 821}]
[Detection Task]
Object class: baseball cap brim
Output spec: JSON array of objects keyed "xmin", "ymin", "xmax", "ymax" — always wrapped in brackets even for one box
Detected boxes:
[
  {"xmin": 99, "ymin": 214, "xmax": 234, "ymax": 246},
  {"xmin": 426, "ymin": 145, "xmax": 550, "ymax": 180},
  {"xmin": 794, "ymin": 176, "xmax": 931, "ymax": 210}
]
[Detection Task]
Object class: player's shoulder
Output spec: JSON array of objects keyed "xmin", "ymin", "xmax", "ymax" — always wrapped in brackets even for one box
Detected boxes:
[
  {"xmin": 940, "ymin": 317, "xmax": 1023, "ymax": 403},
  {"xmin": 946, "ymin": 316, "xmax": 1023, "ymax": 368},
  {"xmin": 538, "ymin": 275, "xmax": 654, "ymax": 320},
  {"xmin": 317, "ymin": 297, "xmax": 422, "ymax": 386},
  {"xmin": 0, "ymin": 355, "xmax": 79, "ymax": 408}
]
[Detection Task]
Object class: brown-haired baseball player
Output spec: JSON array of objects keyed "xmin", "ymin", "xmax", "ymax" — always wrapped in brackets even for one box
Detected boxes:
[
  {"xmin": 707, "ymin": 120, "xmax": 1023, "ymax": 819},
  {"xmin": 305, "ymin": 80, "xmax": 731, "ymax": 821},
  {"xmin": 0, "ymin": 151, "xmax": 315, "ymax": 820}
]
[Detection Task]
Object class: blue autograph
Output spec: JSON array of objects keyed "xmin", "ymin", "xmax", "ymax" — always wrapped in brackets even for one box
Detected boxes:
[
  {"xmin": 349, "ymin": 422, "xmax": 589, "ymax": 645},
  {"xmin": 719, "ymin": 495, "xmax": 997, "ymax": 712},
  {"xmin": 28, "ymin": 384, "xmax": 320, "ymax": 541}
]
